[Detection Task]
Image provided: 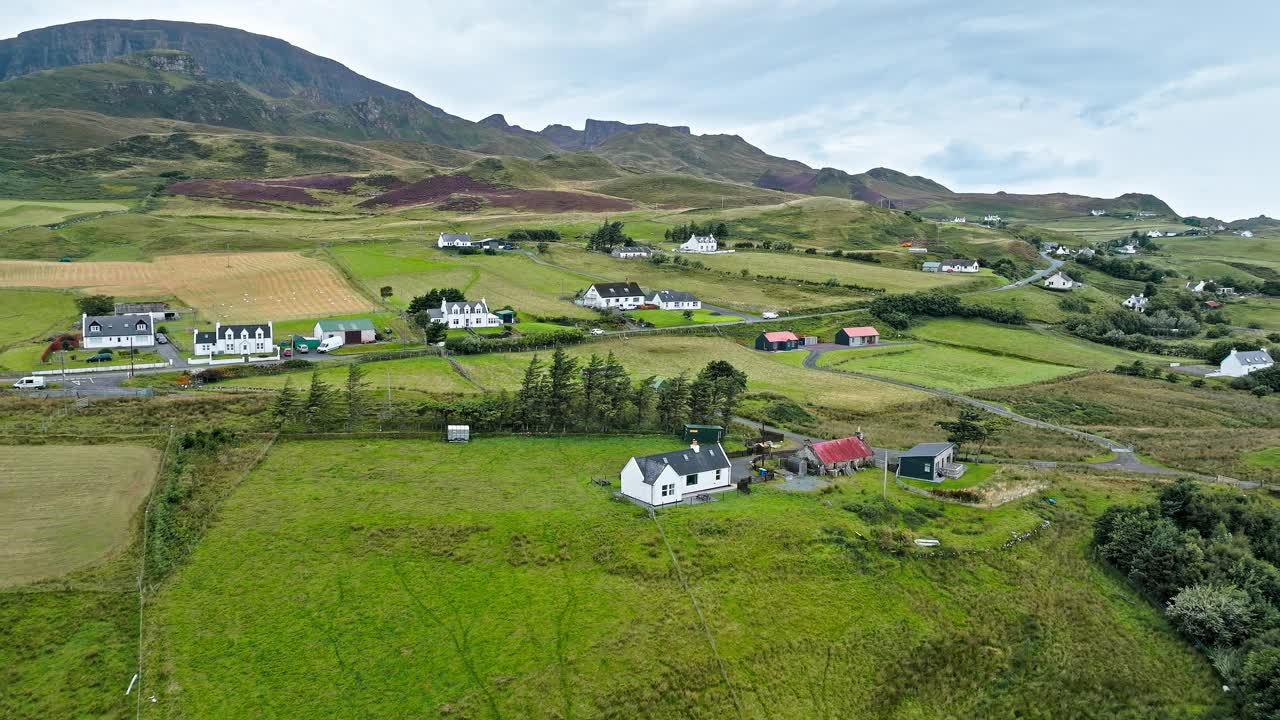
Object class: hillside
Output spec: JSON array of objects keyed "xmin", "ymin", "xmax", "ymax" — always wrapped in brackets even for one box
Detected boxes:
[
  {"xmin": 589, "ymin": 125, "xmax": 812, "ymax": 184},
  {"xmin": 0, "ymin": 20, "xmax": 555, "ymax": 157}
]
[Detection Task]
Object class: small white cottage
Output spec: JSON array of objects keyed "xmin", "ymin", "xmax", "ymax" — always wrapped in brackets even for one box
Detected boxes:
[
  {"xmin": 620, "ymin": 441, "xmax": 733, "ymax": 506},
  {"xmin": 1214, "ymin": 348, "xmax": 1274, "ymax": 378},
  {"xmin": 676, "ymin": 235, "xmax": 719, "ymax": 253},
  {"xmin": 1043, "ymin": 271, "xmax": 1076, "ymax": 291}
]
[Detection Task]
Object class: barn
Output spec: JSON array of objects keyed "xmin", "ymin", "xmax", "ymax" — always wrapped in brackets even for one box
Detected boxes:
[
  {"xmin": 793, "ymin": 436, "xmax": 874, "ymax": 475},
  {"xmin": 835, "ymin": 326, "xmax": 880, "ymax": 346},
  {"xmin": 313, "ymin": 318, "xmax": 376, "ymax": 345},
  {"xmin": 755, "ymin": 330, "xmax": 800, "ymax": 352}
]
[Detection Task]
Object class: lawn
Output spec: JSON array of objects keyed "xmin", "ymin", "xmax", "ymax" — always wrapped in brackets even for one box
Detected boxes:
[
  {"xmin": 1243, "ymin": 447, "xmax": 1280, "ymax": 469},
  {"xmin": 0, "ymin": 344, "xmax": 166, "ymax": 373},
  {"xmin": 218, "ymin": 355, "xmax": 479, "ymax": 397},
  {"xmin": 901, "ymin": 462, "xmax": 999, "ymax": 490},
  {"xmin": 144, "ymin": 437, "xmax": 1231, "ymax": 719},
  {"xmin": 627, "ymin": 308, "xmax": 737, "ymax": 328},
  {"xmin": 0, "ymin": 198, "xmax": 130, "ymax": 231},
  {"xmin": 816, "ymin": 343, "xmax": 1081, "ymax": 392},
  {"xmin": 0, "ymin": 443, "xmax": 160, "ymax": 586},
  {"xmin": 0, "ymin": 288, "xmax": 78, "ymax": 347}
]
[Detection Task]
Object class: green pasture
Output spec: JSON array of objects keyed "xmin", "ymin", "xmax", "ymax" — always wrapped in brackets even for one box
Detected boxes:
[
  {"xmin": 816, "ymin": 342, "xmax": 1081, "ymax": 392},
  {"xmin": 142, "ymin": 437, "xmax": 1230, "ymax": 719}
]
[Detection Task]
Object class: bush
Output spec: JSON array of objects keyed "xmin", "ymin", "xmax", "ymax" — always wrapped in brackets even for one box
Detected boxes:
[
  {"xmin": 1166, "ymin": 584, "xmax": 1256, "ymax": 647},
  {"xmin": 843, "ymin": 498, "xmax": 894, "ymax": 523}
]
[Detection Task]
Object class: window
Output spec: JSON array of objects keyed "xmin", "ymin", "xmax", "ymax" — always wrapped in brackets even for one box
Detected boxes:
[
  {"xmin": 660, "ymin": 483, "xmax": 675, "ymax": 498},
  {"xmin": 715, "ymin": 469, "xmax": 723, "ymax": 482},
  {"xmin": 686, "ymin": 473, "xmax": 698, "ymax": 486}
]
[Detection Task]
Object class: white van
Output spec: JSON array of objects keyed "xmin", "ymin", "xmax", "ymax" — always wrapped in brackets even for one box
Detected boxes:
[
  {"xmin": 12, "ymin": 376, "xmax": 46, "ymax": 390},
  {"xmin": 316, "ymin": 336, "xmax": 345, "ymax": 353},
  {"xmin": 761, "ymin": 311, "xmax": 779, "ymax": 319}
]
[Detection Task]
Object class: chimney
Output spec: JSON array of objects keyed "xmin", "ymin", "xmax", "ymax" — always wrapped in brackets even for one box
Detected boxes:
[
  {"xmin": 855, "ymin": 426, "xmax": 864, "ymax": 440},
  {"xmin": 690, "ymin": 440, "xmax": 700, "ymax": 453}
]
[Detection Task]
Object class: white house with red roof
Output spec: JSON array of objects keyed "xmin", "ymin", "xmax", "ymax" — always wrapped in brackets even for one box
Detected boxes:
[
  {"xmin": 794, "ymin": 435, "xmax": 874, "ymax": 476},
  {"xmin": 835, "ymin": 326, "xmax": 880, "ymax": 346}
]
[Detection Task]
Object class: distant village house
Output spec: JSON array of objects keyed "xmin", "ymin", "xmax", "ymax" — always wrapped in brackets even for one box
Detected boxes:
[
  {"xmin": 194, "ymin": 322, "xmax": 274, "ymax": 356},
  {"xmin": 835, "ymin": 326, "xmax": 880, "ymax": 346},
  {"xmin": 620, "ymin": 441, "xmax": 733, "ymax": 506},
  {"xmin": 647, "ymin": 290, "xmax": 701, "ymax": 310},
  {"xmin": 580, "ymin": 282, "xmax": 645, "ymax": 310},
  {"xmin": 81, "ymin": 314, "xmax": 155, "ymax": 350}
]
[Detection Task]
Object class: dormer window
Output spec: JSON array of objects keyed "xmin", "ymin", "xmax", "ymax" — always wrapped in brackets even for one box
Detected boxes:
[
  {"xmin": 136, "ymin": 322, "xmax": 147, "ymax": 331},
  {"xmin": 89, "ymin": 322, "xmax": 101, "ymax": 332}
]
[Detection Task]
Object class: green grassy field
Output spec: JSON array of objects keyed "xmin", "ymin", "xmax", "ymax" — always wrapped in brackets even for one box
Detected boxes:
[
  {"xmin": 909, "ymin": 318, "xmax": 1196, "ymax": 370},
  {"xmin": 1243, "ymin": 447, "xmax": 1280, "ymax": 469},
  {"xmin": 966, "ymin": 283, "xmax": 1120, "ymax": 324},
  {"xmin": 219, "ymin": 355, "xmax": 478, "ymax": 396},
  {"xmin": 0, "ymin": 444, "xmax": 159, "ymax": 586},
  {"xmin": 692, "ymin": 251, "xmax": 1001, "ymax": 292},
  {"xmin": 0, "ymin": 343, "xmax": 165, "ymax": 373},
  {"xmin": 0, "ymin": 198, "xmax": 130, "ymax": 231},
  {"xmin": 816, "ymin": 343, "xmax": 1081, "ymax": 392},
  {"xmin": 627, "ymin": 308, "xmax": 736, "ymax": 327},
  {"xmin": 0, "ymin": 287, "xmax": 78, "ymax": 358},
  {"xmin": 142, "ymin": 437, "xmax": 1230, "ymax": 719}
]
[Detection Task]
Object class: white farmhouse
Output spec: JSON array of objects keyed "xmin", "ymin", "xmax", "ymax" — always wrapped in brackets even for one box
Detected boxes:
[
  {"xmin": 193, "ymin": 322, "xmax": 274, "ymax": 356},
  {"xmin": 1213, "ymin": 348, "xmax": 1274, "ymax": 378},
  {"xmin": 940, "ymin": 259, "xmax": 980, "ymax": 273},
  {"xmin": 427, "ymin": 298, "xmax": 501, "ymax": 328},
  {"xmin": 982, "ymin": 214, "xmax": 1001, "ymax": 223},
  {"xmin": 580, "ymin": 281, "xmax": 645, "ymax": 310},
  {"xmin": 610, "ymin": 246, "xmax": 652, "ymax": 259},
  {"xmin": 1117, "ymin": 244, "xmax": 1138, "ymax": 255},
  {"xmin": 81, "ymin": 314, "xmax": 155, "ymax": 350},
  {"xmin": 951, "ymin": 216, "xmax": 967, "ymax": 223},
  {"xmin": 437, "ymin": 232, "xmax": 475, "ymax": 248},
  {"xmin": 647, "ymin": 289, "xmax": 701, "ymax": 311},
  {"xmin": 1053, "ymin": 245, "xmax": 1072, "ymax": 257},
  {"xmin": 1186, "ymin": 280, "xmax": 1210, "ymax": 293},
  {"xmin": 1240, "ymin": 230, "xmax": 1255, "ymax": 238},
  {"xmin": 1122, "ymin": 294, "xmax": 1148, "ymax": 312},
  {"xmin": 620, "ymin": 441, "xmax": 733, "ymax": 506},
  {"xmin": 1090, "ymin": 209, "xmax": 1106, "ymax": 216},
  {"xmin": 1146, "ymin": 230, "xmax": 1164, "ymax": 238},
  {"xmin": 676, "ymin": 234, "xmax": 718, "ymax": 253},
  {"xmin": 1043, "ymin": 271, "xmax": 1076, "ymax": 291}
]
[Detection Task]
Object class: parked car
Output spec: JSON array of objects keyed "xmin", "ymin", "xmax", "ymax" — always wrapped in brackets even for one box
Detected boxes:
[
  {"xmin": 282, "ymin": 348, "xmax": 293, "ymax": 358},
  {"xmin": 12, "ymin": 376, "xmax": 46, "ymax": 390},
  {"xmin": 761, "ymin": 311, "xmax": 779, "ymax": 319},
  {"xmin": 590, "ymin": 328, "xmax": 606, "ymax": 336},
  {"xmin": 298, "ymin": 344, "xmax": 309, "ymax": 354},
  {"xmin": 86, "ymin": 352, "xmax": 114, "ymax": 362},
  {"xmin": 156, "ymin": 333, "xmax": 168, "ymax": 345}
]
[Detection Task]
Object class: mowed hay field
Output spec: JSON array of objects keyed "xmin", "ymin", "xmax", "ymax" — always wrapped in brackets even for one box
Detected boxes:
[
  {"xmin": 145, "ymin": 438, "xmax": 1229, "ymax": 719},
  {"xmin": 692, "ymin": 251, "xmax": 997, "ymax": 292},
  {"xmin": 0, "ymin": 288, "xmax": 78, "ymax": 347},
  {"xmin": 0, "ymin": 199, "xmax": 130, "ymax": 231},
  {"xmin": 816, "ymin": 343, "xmax": 1081, "ymax": 392},
  {"xmin": 0, "ymin": 444, "xmax": 159, "ymax": 587},
  {"xmin": 0, "ymin": 252, "xmax": 375, "ymax": 321}
]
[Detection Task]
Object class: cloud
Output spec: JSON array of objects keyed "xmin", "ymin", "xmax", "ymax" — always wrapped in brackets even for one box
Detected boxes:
[{"xmin": 923, "ymin": 140, "xmax": 1099, "ymax": 186}]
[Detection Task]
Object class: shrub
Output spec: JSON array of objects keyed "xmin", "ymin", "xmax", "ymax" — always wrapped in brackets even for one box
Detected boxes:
[{"xmin": 1165, "ymin": 584, "xmax": 1256, "ymax": 647}]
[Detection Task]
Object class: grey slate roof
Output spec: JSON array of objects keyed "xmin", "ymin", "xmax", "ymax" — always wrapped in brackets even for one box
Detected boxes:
[
  {"xmin": 901, "ymin": 442, "xmax": 954, "ymax": 458},
  {"xmin": 941, "ymin": 259, "xmax": 977, "ymax": 269},
  {"xmin": 83, "ymin": 314, "xmax": 152, "ymax": 338},
  {"xmin": 651, "ymin": 289, "xmax": 699, "ymax": 303},
  {"xmin": 443, "ymin": 299, "xmax": 490, "ymax": 313},
  {"xmin": 633, "ymin": 443, "xmax": 731, "ymax": 485},
  {"xmin": 440, "ymin": 232, "xmax": 471, "ymax": 243},
  {"xmin": 194, "ymin": 331, "xmax": 216, "ymax": 344},
  {"xmin": 611, "ymin": 246, "xmax": 650, "ymax": 256},
  {"xmin": 219, "ymin": 323, "xmax": 271, "ymax": 337},
  {"xmin": 315, "ymin": 318, "xmax": 375, "ymax": 332},
  {"xmin": 590, "ymin": 281, "xmax": 644, "ymax": 298},
  {"xmin": 1234, "ymin": 349, "xmax": 1274, "ymax": 366}
]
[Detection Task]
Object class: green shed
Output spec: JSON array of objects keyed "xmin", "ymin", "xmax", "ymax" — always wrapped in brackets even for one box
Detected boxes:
[
  {"xmin": 895, "ymin": 442, "xmax": 956, "ymax": 483},
  {"xmin": 495, "ymin": 309, "xmax": 517, "ymax": 324},
  {"xmin": 682, "ymin": 424, "xmax": 725, "ymax": 443}
]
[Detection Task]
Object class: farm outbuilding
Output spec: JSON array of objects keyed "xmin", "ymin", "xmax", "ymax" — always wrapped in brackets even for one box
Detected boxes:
[
  {"xmin": 793, "ymin": 435, "xmax": 874, "ymax": 476},
  {"xmin": 313, "ymin": 318, "xmax": 376, "ymax": 345},
  {"xmin": 682, "ymin": 424, "xmax": 725, "ymax": 444},
  {"xmin": 755, "ymin": 331, "xmax": 800, "ymax": 352},
  {"xmin": 495, "ymin": 309, "xmax": 517, "ymax": 324},
  {"xmin": 447, "ymin": 425, "xmax": 471, "ymax": 442},
  {"xmin": 835, "ymin": 326, "xmax": 879, "ymax": 346}
]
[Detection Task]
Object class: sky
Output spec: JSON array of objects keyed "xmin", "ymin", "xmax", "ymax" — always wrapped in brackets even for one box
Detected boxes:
[{"xmin": 5, "ymin": 0, "xmax": 1279, "ymax": 219}]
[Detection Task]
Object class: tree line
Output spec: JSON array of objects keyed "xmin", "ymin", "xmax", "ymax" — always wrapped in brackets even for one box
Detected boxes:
[
  {"xmin": 512, "ymin": 349, "xmax": 747, "ymax": 433},
  {"xmin": 664, "ymin": 221, "xmax": 728, "ymax": 243},
  {"xmin": 1093, "ymin": 480, "xmax": 1280, "ymax": 717},
  {"xmin": 870, "ymin": 291, "xmax": 1026, "ymax": 330}
]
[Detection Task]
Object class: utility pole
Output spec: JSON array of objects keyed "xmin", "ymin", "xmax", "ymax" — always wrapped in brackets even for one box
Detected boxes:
[{"xmin": 882, "ymin": 452, "xmax": 889, "ymax": 499}]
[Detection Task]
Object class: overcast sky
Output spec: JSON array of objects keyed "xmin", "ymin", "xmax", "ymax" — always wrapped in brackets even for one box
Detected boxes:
[{"xmin": 6, "ymin": 1, "xmax": 1279, "ymax": 219}]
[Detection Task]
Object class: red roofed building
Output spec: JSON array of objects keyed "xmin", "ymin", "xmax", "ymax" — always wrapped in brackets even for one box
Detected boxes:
[
  {"xmin": 756, "ymin": 330, "xmax": 800, "ymax": 352},
  {"xmin": 835, "ymin": 326, "xmax": 880, "ymax": 346},
  {"xmin": 794, "ymin": 435, "xmax": 874, "ymax": 475}
]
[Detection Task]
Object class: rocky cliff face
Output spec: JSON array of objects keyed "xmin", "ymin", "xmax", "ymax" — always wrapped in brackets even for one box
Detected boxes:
[
  {"xmin": 117, "ymin": 50, "xmax": 206, "ymax": 78},
  {"xmin": 538, "ymin": 118, "xmax": 693, "ymax": 150}
]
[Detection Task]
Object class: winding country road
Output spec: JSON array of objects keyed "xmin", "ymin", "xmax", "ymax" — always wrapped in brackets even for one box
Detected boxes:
[{"xmin": 994, "ymin": 251, "xmax": 1064, "ymax": 291}]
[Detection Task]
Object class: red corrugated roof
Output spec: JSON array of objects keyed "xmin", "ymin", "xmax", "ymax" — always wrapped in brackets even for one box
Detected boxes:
[
  {"xmin": 810, "ymin": 436, "xmax": 873, "ymax": 464},
  {"xmin": 762, "ymin": 331, "xmax": 799, "ymax": 342},
  {"xmin": 841, "ymin": 326, "xmax": 879, "ymax": 337}
]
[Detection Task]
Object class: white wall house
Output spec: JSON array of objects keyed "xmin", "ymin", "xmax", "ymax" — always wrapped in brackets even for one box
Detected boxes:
[
  {"xmin": 940, "ymin": 259, "xmax": 980, "ymax": 273},
  {"xmin": 1186, "ymin": 280, "xmax": 1209, "ymax": 293},
  {"xmin": 647, "ymin": 289, "xmax": 701, "ymax": 310},
  {"xmin": 676, "ymin": 234, "xmax": 719, "ymax": 253},
  {"xmin": 1090, "ymin": 209, "xmax": 1106, "ymax": 216},
  {"xmin": 81, "ymin": 314, "xmax": 155, "ymax": 350},
  {"xmin": 1147, "ymin": 230, "xmax": 1164, "ymax": 238},
  {"xmin": 620, "ymin": 441, "xmax": 733, "ymax": 506},
  {"xmin": 1214, "ymin": 348, "xmax": 1274, "ymax": 378},
  {"xmin": 1117, "ymin": 244, "xmax": 1138, "ymax": 255},
  {"xmin": 437, "ymin": 232, "xmax": 475, "ymax": 248},
  {"xmin": 982, "ymin": 214, "xmax": 1001, "ymax": 222},
  {"xmin": 611, "ymin": 246, "xmax": 652, "ymax": 259},
  {"xmin": 1054, "ymin": 245, "xmax": 1072, "ymax": 256},
  {"xmin": 193, "ymin": 322, "xmax": 273, "ymax": 356},
  {"xmin": 1043, "ymin": 271, "xmax": 1076, "ymax": 291},
  {"xmin": 580, "ymin": 281, "xmax": 645, "ymax": 310},
  {"xmin": 951, "ymin": 216, "xmax": 967, "ymax": 223},
  {"xmin": 427, "ymin": 298, "xmax": 501, "ymax": 328},
  {"xmin": 1122, "ymin": 294, "xmax": 1148, "ymax": 312}
]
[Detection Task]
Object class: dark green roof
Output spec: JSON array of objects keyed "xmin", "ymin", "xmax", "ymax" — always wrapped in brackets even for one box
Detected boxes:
[{"xmin": 315, "ymin": 318, "xmax": 374, "ymax": 332}]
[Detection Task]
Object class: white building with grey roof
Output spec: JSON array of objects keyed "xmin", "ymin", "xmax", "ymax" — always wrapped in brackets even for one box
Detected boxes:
[
  {"xmin": 1213, "ymin": 348, "xmax": 1274, "ymax": 378},
  {"xmin": 193, "ymin": 322, "xmax": 274, "ymax": 356},
  {"xmin": 426, "ymin": 298, "xmax": 501, "ymax": 328},
  {"xmin": 81, "ymin": 313, "xmax": 155, "ymax": 350},
  {"xmin": 580, "ymin": 281, "xmax": 645, "ymax": 310},
  {"xmin": 620, "ymin": 441, "xmax": 733, "ymax": 506},
  {"xmin": 647, "ymin": 289, "xmax": 701, "ymax": 310}
]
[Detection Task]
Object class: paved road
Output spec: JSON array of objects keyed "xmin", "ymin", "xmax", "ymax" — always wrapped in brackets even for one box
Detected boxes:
[{"xmin": 994, "ymin": 252, "xmax": 1064, "ymax": 291}]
